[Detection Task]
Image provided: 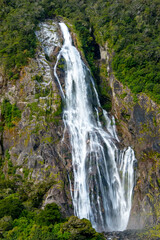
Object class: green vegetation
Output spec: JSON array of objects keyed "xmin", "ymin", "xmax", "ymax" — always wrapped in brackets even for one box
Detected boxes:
[
  {"xmin": 139, "ymin": 224, "xmax": 160, "ymax": 240},
  {"xmin": 1, "ymin": 0, "xmax": 159, "ymax": 104},
  {"xmin": 0, "ymin": 0, "xmax": 41, "ymax": 77},
  {"xmin": 0, "ymin": 195, "xmax": 24, "ymax": 219},
  {"xmin": 0, "ymin": 0, "xmax": 99, "ymax": 80},
  {"xmin": 27, "ymin": 95, "xmax": 62, "ymax": 124},
  {"xmin": 0, "ymin": 0, "xmax": 160, "ymax": 238},
  {"xmin": 32, "ymin": 75, "xmax": 43, "ymax": 83},
  {"xmin": 2, "ymin": 210, "xmax": 105, "ymax": 240},
  {"xmin": 35, "ymin": 86, "xmax": 50, "ymax": 99},
  {"xmin": 0, "ymin": 189, "xmax": 104, "ymax": 239},
  {"xmin": 0, "ymin": 145, "xmax": 104, "ymax": 239},
  {"xmin": 1, "ymin": 99, "xmax": 21, "ymax": 128},
  {"xmin": 85, "ymin": 0, "xmax": 160, "ymax": 103},
  {"xmin": 0, "ymin": 149, "xmax": 104, "ymax": 239},
  {"xmin": 1, "ymin": 207, "xmax": 105, "ymax": 240}
]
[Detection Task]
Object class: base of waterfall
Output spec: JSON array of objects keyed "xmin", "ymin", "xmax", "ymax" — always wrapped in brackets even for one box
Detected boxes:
[{"xmin": 103, "ymin": 229, "xmax": 144, "ymax": 240}]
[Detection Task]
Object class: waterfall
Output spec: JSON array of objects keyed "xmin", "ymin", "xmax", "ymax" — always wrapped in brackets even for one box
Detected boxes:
[{"xmin": 54, "ymin": 22, "xmax": 135, "ymax": 232}]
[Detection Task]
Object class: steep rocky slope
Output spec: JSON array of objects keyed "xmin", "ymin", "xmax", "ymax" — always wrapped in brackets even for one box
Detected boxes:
[
  {"xmin": 0, "ymin": 20, "xmax": 73, "ymax": 216},
  {"xmin": 100, "ymin": 44, "xmax": 160, "ymax": 229},
  {"xmin": 1, "ymin": 18, "xmax": 160, "ymax": 235}
]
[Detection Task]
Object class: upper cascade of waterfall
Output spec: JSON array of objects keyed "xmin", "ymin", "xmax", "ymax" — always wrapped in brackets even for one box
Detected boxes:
[
  {"xmin": 53, "ymin": 22, "xmax": 136, "ymax": 232},
  {"xmin": 61, "ymin": 24, "xmax": 73, "ymax": 46}
]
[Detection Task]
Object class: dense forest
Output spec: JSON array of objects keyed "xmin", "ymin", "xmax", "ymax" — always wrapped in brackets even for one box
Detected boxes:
[
  {"xmin": 0, "ymin": 197, "xmax": 104, "ymax": 239},
  {"xmin": 0, "ymin": 0, "xmax": 160, "ymax": 101},
  {"xmin": 0, "ymin": 0, "xmax": 160, "ymax": 239}
]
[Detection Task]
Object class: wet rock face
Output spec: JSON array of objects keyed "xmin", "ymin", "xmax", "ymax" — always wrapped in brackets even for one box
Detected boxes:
[
  {"xmin": 110, "ymin": 80, "xmax": 160, "ymax": 154},
  {"xmin": 104, "ymin": 229, "xmax": 143, "ymax": 240},
  {"xmin": 100, "ymin": 45, "xmax": 160, "ymax": 229},
  {"xmin": 0, "ymin": 20, "xmax": 73, "ymax": 216}
]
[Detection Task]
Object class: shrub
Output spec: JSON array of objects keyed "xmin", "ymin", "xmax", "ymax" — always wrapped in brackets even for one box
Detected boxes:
[
  {"xmin": 0, "ymin": 216, "xmax": 13, "ymax": 232},
  {"xmin": 57, "ymin": 216, "xmax": 105, "ymax": 240},
  {"xmin": 0, "ymin": 196, "xmax": 24, "ymax": 219},
  {"xmin": 36, "ymin": 203, "xmax": 62, "ymax": 226},
  {"xmin": 1, "ymin": 99, "xmax": 21, "ymax": 128}
]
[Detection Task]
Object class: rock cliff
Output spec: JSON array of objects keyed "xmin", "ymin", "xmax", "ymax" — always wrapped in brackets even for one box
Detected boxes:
[
  {"xmin": 0, "ymin": 20, "xmax": 73, "ymax": 216},
  {"xmin": 100, "ymin": 43, "xmax": 160, "ymax": 229},
  {"xmin": 1, "ymin": 18, "xmax": 160, "ymax": 232}
]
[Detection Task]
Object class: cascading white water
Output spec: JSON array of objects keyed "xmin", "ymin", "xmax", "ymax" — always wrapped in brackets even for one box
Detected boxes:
[{"xmin": 54, "ymin": 22, "xmax": 136, "ymax": 232}]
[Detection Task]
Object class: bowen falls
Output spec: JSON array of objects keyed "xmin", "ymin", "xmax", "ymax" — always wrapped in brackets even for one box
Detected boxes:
[
  {"xmin": 1, "ymin": 11, "xmax": 160, "ymax": 239},
  {"xmin": 37, "ymin": 21, "xmax": 135, "ymax": 232}
]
